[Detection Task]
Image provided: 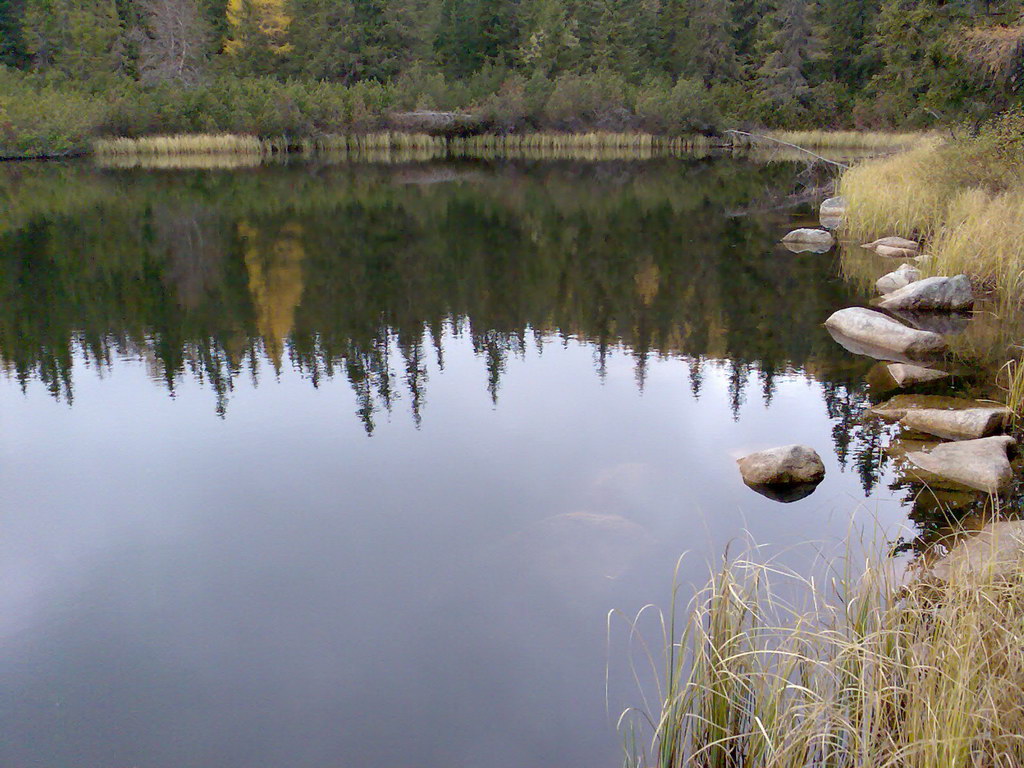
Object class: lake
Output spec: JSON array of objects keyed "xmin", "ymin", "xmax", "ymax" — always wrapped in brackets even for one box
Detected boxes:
[{"xmin": 0, "ymin": 156, "xmax": 920, "ymax": 768}]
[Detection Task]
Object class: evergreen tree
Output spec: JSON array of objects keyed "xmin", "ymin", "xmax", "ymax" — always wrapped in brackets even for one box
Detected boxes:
[
  {"xmin": 755, "ymin": 0, "xmax": 817, "ymax": 119},
  {"xmin": 518, "ymin": 0, "xmax": 580, "ymax": 75},
  {"xmin": 22, "ymin": 0, "xmax": 123, "ymax": 81},
  {"xmin": 687, "ymin": 0, "xmax": 740, "ymax": 84},
  {"xmin": 0, "ymin": 0, "xmax": 30, "ymax": 68},
  {"xmin": 288, "ymin": 0, "xmax": 415, "ymax": 83}
]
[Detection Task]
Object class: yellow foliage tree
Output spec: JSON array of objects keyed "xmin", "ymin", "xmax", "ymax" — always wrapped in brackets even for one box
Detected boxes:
[{"xmin": 224, "ymin": 0, "xmax": 293, "ymax": 58}]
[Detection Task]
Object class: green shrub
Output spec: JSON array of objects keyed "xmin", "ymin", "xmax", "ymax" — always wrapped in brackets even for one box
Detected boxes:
[{"xmin": 0, "ymin": 66, "xmax": 104, "ymax": 157}]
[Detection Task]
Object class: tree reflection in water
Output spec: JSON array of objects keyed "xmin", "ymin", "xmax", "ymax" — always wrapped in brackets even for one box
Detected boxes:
[{"xmin": 2, "ymin": 157, "xmax": 886, "ymax": 486}]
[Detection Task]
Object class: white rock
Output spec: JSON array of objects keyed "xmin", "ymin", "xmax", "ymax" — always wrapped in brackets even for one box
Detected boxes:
[
  {"xmin": 825, "ymin": 307, "xmax": 946, "ymax": 361},
  {"xmin": 877, "ymin": 274, "xmax": 974, "ymax": 312},
  {"xmin": 906, "ymin": 435, "xmax": 1016, "ymax": 494},
  {"xmin": 820, "ymin": 196, "xmax": 847, "ymax": 216},
  {"xmin": 886, "ymin": 363, "xmax": 949, "ymax": 387},
  {"xmin": 900, "ymin": 406, "xmax": 1010, "ymax": 441},
  {"xmin": 737, "ymin": 445, "xmax": 826, "ymax": 487},
  {"xmin": 876, "ymin": 263, "xmax": 922, "ymax": 295}
]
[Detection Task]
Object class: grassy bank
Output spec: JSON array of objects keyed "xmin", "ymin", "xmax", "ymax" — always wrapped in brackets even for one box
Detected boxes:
[
  {"xmin": 625, "ymin": 538, "xmax": 1024, "ymax": 768},
  {"xmin": 839, "ymin": 114, "xmax": 1024, "ymax": 300}
]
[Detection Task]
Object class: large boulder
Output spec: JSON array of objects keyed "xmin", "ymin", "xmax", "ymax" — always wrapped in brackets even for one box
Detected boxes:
[
  {"xmin": 782, "ymin": 228, "xmax": 834, "ymax": 253},
  {"xmin": 887, "ymin": 363, "xmax": 949, "ymax": 387},
  {"xmin": 820, "ymin": 196, "xmax": 847, "ymax": 216},
  {"xmin": 862, "ymin": 236, "xmax": 920, "ymax": 259},
  {"xmin": 877, "ymin": 274, "xmax": 974, "ymax": 312},
  {"xmin": 737, "ymin": 445, "xmax": 825, "ymax": 495},
  {"xmin": 876, "ymin": 263, "xmax": 921, "ymax": 295},
  {"xmin": 900, "ymin": 406, "xmax": 1010, "ymax": 441},
  {"xmin": 825, "ymin": 307, "xmax": 946, "ymax": 362},
  {"xmin": 905, "ymin": 435, "xmax": 1016, "ymax": 494}
]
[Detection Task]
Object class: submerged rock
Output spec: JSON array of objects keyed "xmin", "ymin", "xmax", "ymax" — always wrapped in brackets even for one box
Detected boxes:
[
  {"xmin": 877, "ymin": 274, "xmax": 974, "ymax": 312},
  {"xmin": 887, "ymin": 363, "xmax": 949, "ymax": 387},
  {"xmin": 876, "ymin": 263, "xmax": 921, "ymax": 295},
  {"xmin": 825, "ymin": 307, "xmax": 946, "ymax": 362},
  {"xmin": 862, "ymin": 236, "xmax": 920, "ymax": 259},
  {"xmin": 900, "ymin": 406, "xmax": 1010, "ymax": 441},
  {"xmin": 928, "ymin": 521, "xmax": 1024, "ymax": 583},
  {"xmin": 887, "ymin": 309, "xmax": 971, "ymax": 336},
  {"xmin": 871, "ymin": 394, "xmax": 1007, "ymax": 421},
  {"xmin": 782, "ymin": 228, "xmax": 834, "ymax": 252},
  {"xmin": 820, "ymin": 214, "xmax": 844, "ymax": 231},
  {"xmin": 737, "ymin": 445, "xmax": 825, "ymax": 492},
  {"xmin": 905, "ymin": 435, "xmax": 1016, "ymax": 494}
]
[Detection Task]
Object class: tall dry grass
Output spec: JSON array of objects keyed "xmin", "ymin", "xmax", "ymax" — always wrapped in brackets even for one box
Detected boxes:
[
  {"xmin": 768, "ymin": 131, "xmax": 929, "ymax": 150},
  {"xmin": 621, "ymin": 542, "xmax": 1024, "ymax": 768},
  {"xmin": 92, "ymin": 131, "xmax": 713, "ymax": 162},
  {"xmin": 839, "ymin": 126, "xmax": 1024, "ymax": 303}
]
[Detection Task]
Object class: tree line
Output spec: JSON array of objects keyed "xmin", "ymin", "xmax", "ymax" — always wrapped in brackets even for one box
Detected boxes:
[{"xmin": 1, "ymin": 0, "xmax": 1022, "ymax": 134}]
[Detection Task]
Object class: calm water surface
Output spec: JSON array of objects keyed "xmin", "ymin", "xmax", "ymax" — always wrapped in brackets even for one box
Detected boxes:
[{"xmin": 0, "ymin": 158, "xmax": 917, "ymax": 768}]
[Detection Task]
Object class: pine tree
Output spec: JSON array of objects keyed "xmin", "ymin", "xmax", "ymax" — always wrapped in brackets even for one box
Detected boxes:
[
  {"xmin": 22, "ymin": 0, "xmax": 123, "ymax": 81},
  {"xmin": 0, "ymin": 0, "xmax": 30, "ymax": 67},
  {"xmin": 756, "ymin": 0, "xmax": 817, "ymax": 117},
  {"xmin": 687, "ymin": 0, "xmax": 740, "ymax": 84},
  {"xmin": 289, "ymin": 0, "xmax": 414, "ymax": 82}
]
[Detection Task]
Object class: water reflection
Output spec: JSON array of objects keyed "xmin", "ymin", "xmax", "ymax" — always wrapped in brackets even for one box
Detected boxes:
[
  {"xmin": 2, "ymin": 159, "xmax": 872, "ymax": 421},
  {"xmin": 1, "ymin": 158, "xmax": 926, "ymax": 768}
]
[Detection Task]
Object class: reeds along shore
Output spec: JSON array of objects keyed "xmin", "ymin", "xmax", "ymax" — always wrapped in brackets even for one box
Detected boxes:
[
  {"xmin": 623, "ymin": 545, "xmax": 1024, "ymax": 768},
  {"xmin": 92, "ymin": 132, "xmax": 716, "ymax": 162},
  {"xmin": 91, "ymin": 130, "xmax": 929, "ymax": 163}
]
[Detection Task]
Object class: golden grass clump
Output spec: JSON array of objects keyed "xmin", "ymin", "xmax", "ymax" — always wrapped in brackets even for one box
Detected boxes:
[
  {"xmin": 768, "ymin": 131, "xmax": 929, "ymax": 150},
  {"xmin": 622, "ymin": 545, "xmax": 1024, "ymax": 768},
  {"xmin": 839, "ymin": 125, "xmax": 1024, "ymax": 305}
]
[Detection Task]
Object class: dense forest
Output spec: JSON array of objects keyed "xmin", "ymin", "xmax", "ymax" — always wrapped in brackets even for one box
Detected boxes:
[{"xmin": 3, "ymin": 0, "xmax": 1024, "ymax": 155}]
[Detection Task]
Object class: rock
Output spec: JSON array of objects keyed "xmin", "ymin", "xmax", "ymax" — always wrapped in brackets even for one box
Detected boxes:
[
  {"xmin": 928, "ymin": 521, "xmax": 1024, "ymax": 583},
  {"xmin": 871, "ymin": 394, "xmax": 1008, "ymax": 421},
  {"xmin": 737, "ymin": 445, "xmax": 826, "ymax": 490},
  {"xmin": 876, "ymin": 244, "xmax": 920, "ymax": 258},
  {"xmin": 900, "ymin": 406, "xmax": 1010, "ymax": 441},
  {"xmin": 746, "ymin": 482, "xmax": 822, "ymax": 503},
  {"xmin": 887, "ymin": 363, "xmax": 949, "ymax": 387},
  {"xmin": 387, "ymin": 110, "xmax": 486, "ymax": 137},
  {"xmin": 887, "ymin": 309, "xmax": 971, "ymax": 336},
  {"xmin": 782, "ymin": 228, "xmax": 834, "ymax": 252},
  {"xmin": 906, "ymin": 435, "xmax": 1016, "ymax": 494},
  {"xmin": 820, "ymin": 214, "xmax": 844, "ymax": 231},
  {"xmin": 876, "ymin": 263, "xmax": 921, "ymax": 295},
  {"xmin": 877, "ymin": 274, "xmax": 974, "ymax": 312},
  {"xmin": 820, "ymin": 196, "xmax": 847, "ymax": 216},
  {"xmin": 862, "ymin": 236, "xmax": 920, "ymax": 258},
  {"xmin": 825, "ymin": 307, "xmax": 946, "ymax": 362}
]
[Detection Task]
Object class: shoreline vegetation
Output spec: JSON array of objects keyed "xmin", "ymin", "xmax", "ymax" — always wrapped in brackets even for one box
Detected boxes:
[
  {"xmin": 87, "ymin": 129, "xmax": 926, "ymax": 161},
  {"xmin": 622, "ymin": 535, "xmax": 1024, "ymax": 768},
  {"xmin": 627, "ymin": 110, "xmax": 1024, "ymax": 768}
]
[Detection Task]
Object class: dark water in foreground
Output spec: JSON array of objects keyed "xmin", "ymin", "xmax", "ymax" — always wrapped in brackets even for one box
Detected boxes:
[{"xmin": 0, "ymin": 158, "xmax": 916, "ymax": 768}]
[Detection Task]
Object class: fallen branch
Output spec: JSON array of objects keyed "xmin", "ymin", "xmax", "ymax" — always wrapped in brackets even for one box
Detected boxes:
[{"xmin": 724, "ymin": 129, "xmax": 851, "ymax": 170}]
